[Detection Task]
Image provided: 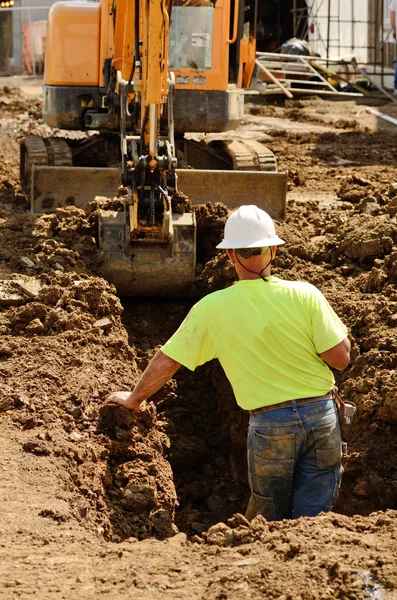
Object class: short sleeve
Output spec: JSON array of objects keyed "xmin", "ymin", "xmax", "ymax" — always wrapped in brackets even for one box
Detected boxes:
[
  {"xmin": 390, "ymin": 0, "xmax": 396, "ymax": 11},
  {"xmin": 307, "ymin": 286, "xmax": 348, "ymax": 354},
  {"xmin": 161, "ymin": 301, "xmax": 216, "ymax": 370}
]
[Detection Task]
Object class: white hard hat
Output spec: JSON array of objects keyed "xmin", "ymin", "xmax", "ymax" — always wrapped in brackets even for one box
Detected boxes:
[{"xmin": 216, "ymin": 205, "xmax": 285, "ymax": 249}]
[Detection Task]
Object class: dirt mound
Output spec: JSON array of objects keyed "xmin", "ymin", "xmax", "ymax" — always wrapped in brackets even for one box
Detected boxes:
[
  {"xmin": 2, "ymin": 87, "xmax": 397, "ymax": 596},
  {"xmin": 0, "ymin": 270, "xmax": 178, "ymax": 540}
]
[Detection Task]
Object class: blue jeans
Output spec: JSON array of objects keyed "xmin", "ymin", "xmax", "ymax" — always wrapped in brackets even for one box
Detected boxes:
[{"xmin": 247, "ymin": 399, "xmax": 343, "ymax": 521}]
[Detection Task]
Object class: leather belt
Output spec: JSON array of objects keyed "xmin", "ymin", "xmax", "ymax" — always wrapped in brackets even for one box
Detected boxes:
[{"xmin": 249, "ymin": 391, "xmax": 334, "ymax": 416}]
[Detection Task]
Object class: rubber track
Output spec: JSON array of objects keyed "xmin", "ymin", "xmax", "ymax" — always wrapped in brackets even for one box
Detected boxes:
[{"xmin": 220, "ymin": 139, "xmax": 278, "ymax": 173}]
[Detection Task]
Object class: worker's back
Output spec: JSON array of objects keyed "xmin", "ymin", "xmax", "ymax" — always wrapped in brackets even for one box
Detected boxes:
[{"xmin": 162, "ymin": 276, "xmax": 348, "ymax": 410}]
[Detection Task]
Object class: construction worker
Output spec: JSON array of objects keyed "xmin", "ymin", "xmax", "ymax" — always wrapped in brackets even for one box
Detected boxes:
[{"xmin": 104, "ymin": 205, "xmax": 350, "ymax": 521}]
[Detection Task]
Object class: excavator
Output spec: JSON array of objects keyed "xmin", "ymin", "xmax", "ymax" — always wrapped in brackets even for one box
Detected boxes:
[{"xmin": 20, "ymin": 0, "xmax": 287, "ymax": 296}]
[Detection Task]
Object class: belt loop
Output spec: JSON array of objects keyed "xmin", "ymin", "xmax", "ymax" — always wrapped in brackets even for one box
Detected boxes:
[{"xmin": 292, "ymin": 400, "xmax": 297, "ymax": 412}]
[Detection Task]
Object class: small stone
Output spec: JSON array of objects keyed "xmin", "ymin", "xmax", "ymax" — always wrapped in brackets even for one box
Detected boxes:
[
  {"xmin": 207, "ymin": 522, "xmax": 230, "ymax": 537},
  {"xmin": 93, "ymin": 317, "xmax": 112, "ymax": 331},
  {"xmin": 236, "ymin": 559, "xmax": 256, "ymax": 567},
  {"xmin": 191, "ymin": 535, "xmax": 204, "ymax": 544},
  {"xmin": 54, "ymin": 263, "xmax": 65, "ymax": 272},
  {"xmin": 13, "ymin": 394, "xmax": 30, "ymax": 408},
  {"xmin": 227, "ymin": 513, "xmax": 250, "ymax": 529},
  {"xmin": 112, "ymin": 535, "xmax": 121, "ymax": 543},
  {"xmin": 69, "ymin": 431, "xmax": 83, "ymax": 442},
  {"xmin": 0, "ymin": 398, "xmax": 12, "ymax": 412},
  {"xmin": 20, "ymin": 257, "xmax": 35, "ymax": 268},
  {"xmin": 207, "ymin": 522, "xmax": 234, "ymax": 546},
  {"xmin": 389, "ymin": 182, "xmax": 397, "ymax": 197},
  {"xmin": 22, "ymin": 440, "xmax": 50, "ymax": 456},
  {"xmin": 25, "ymin": 318, "xmax": 45, "ymax": 335}
]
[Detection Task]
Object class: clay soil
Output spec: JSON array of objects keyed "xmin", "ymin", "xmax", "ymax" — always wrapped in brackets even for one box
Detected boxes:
[{"xmin": 1, "ymin": 85, "xmax": 397, "ymax": 599}]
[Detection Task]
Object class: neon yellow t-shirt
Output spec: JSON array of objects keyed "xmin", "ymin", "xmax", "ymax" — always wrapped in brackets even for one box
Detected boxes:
[{"xmin": 161, "ymin": 276, "xmax": 348, "ymax": 411}]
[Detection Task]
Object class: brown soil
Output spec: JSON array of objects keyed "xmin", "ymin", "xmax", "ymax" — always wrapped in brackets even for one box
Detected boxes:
[{"xmin": 1, "ymin": 87, "xmax": 397, "ymax": 599}]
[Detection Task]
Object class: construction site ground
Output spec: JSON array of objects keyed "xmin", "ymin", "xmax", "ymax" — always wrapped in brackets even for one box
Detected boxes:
[{"xmin": 1, "ymin": 82, "xmax": 397, "ymax": 599}]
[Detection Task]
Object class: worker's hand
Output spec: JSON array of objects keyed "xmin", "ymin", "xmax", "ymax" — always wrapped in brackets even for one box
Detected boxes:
[
  {"xmin": 393, "ymin": 29, "xmax": 396, "ymax": 40},
  {"xmin": 102, "ymin": 391, "xmax": 143, "ymax": 411}
]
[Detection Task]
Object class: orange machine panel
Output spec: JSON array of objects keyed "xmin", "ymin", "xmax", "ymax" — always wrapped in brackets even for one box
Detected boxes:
[{"xmin": 45, "ymin": 1, "xmax": 101, "ymax": 86}]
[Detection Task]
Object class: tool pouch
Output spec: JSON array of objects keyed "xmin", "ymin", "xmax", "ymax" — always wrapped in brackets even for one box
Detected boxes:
[{"xmin": 332, "ymin": 386, "xmax": 357, "ymax": 425}]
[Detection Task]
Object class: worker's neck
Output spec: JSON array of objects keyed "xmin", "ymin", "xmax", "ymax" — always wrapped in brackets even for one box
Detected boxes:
[{"xmin": 238, "ymin": 267, "xmax": 272, "ymax": 281}]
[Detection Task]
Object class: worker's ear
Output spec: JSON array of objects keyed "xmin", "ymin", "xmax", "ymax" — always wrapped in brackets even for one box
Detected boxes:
[
  {"xmin": 226, "ymin": 249, "xmax": 236, "ymax": 264},
  {"xmin": 270, "ymin": 246, "xmax": 277, "ymax": 260}
]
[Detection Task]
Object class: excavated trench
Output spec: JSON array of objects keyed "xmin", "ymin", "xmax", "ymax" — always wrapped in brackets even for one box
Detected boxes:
[
  {"xmin": 121, "ymin": 299, "xmax": 250, "ymax": 535},
  {"xmin": 1, "ymin": 86, "xmax": 397, "ymax": 549}
]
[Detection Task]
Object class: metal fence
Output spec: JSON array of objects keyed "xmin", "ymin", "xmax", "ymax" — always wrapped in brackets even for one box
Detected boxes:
[
  {"xmin": 0, "ymin": 3, "xmax": 50, "ymax": 76},
  {"xmin": 292, "ymin": 0, "xmax": 396, "ymax": 84}
]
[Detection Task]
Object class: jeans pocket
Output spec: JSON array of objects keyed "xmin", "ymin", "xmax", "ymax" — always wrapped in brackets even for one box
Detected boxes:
[
  {"xmin": 252, "ymin": 431, "xmax": 295, "ymax": 479},
  {"xmin": 312, "ymin": 420, "xmax": 342, "ymax": 469}
]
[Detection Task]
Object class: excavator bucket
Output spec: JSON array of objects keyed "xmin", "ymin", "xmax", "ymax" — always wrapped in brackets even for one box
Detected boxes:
[
  {"xmin": 177, "ymin": 169, "xmax": 287, "ymax": 219},
  {"xmin": 22, "ymin": 158, "xmax": 286, "ymax": 297},
  {"xmin": 27, "ymin": 165, "xmax": 287, "ymax": 220}
]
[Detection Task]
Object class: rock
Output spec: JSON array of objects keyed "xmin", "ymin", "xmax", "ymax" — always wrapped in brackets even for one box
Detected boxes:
[
  {"xmin": 20, "ymin": 257, "xmax": 35, "ymax": 269},
  {"xmin": 207, "ymin": 522, "xmax": 234, "ymax": 546},
  {"xmin": 22, "ymin": 440, "xmax": 51, "ymax": 456},
  {"xmin": 25, "ymin": 318, "xmax": 45, "ymax": 335},
  {"xmin": 123, "ymin": 484, "xmax": 157, "ymax": 513},
  {"xmin": 387, "ymin": 196, "xmax": 397, "ymax": 218},
  {"xmin": 13, "ymin": 394, "xmax": 30, "ymax": 409},
  {"xmin": 389, "ymin": 182, "xmax": 397, "ymax": 197},
  {"xmin": 191, "ymin": 535, "xmax": 204, "ymax": 544},
  {"xmin": 93, "ymin": 317, "xmax": 112, "ymax": 331},
  {"xmin": 14, "ymin": 279, "xmax": 42, "ymax": 299},
  {"xmin": 357, "ymin": 198, "xmax": 381, "ymax": 216},
  {"xmin": 207, "ymin": 522, "xmax": 230, "ymax": 537},
  {"xmin": 54, "ymin": 263, "xmax": 65, "ymax": 272},
  {"xmin": 0, "ymin": 398, "xmax": 13, "ymax": 412},
  {"xmin": 0, "ymin": 282, "xmax": 26, "ymax": 306},
  {"xmin": 227, "ymin": 513, "xmax": 250, "ymax": 529}
]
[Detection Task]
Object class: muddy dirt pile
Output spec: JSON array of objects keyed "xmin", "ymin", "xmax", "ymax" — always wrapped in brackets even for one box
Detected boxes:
[{"xmin": 0, "ymin": 269, "xmax": 178, "ymax": 540}]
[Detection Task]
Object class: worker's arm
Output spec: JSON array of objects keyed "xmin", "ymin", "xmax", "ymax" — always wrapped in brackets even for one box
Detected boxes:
[
  {"xmin": 391, "ymin": 10, "xmax": 396, "ymax": 39},
  {"xmin": 319, "ymin": 337, "xmax": 351, "ymax": 371},
  {"xmin": 103, "ymin": 350, "xmax": 181, "ymax": 411}
]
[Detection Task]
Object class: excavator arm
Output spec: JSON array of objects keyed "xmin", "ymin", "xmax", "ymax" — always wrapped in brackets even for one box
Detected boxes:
[{"xmin": 20, "ymin": 0, "xmax": 287, "ymax": 297}]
